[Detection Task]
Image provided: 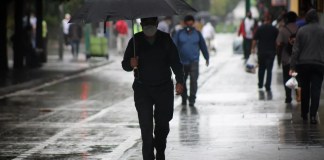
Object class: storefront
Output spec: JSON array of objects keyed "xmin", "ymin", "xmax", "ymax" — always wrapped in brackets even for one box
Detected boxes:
[{"xmin": 288, "ymin": 0, "xmax": 324, "ymax": 24}]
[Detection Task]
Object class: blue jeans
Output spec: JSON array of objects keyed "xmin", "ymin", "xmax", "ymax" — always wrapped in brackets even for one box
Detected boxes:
[
  {"xmin": 71, "ymin": 40, "xmax": 80, "ymax": 58},
  {"xmin": 182, "ymin": 62, "xmax": 199, "ymax": 104}
]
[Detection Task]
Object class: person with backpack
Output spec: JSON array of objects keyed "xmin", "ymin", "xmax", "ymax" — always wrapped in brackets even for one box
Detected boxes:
[{"xmin": 276, "ymin": 11, "xmax": 299, "ymax": 103}]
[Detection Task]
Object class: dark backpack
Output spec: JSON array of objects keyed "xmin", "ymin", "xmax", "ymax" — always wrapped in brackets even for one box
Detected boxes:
[{"xmin": 284, "ymin": 26, "xmax": 297, "ymax": 55}]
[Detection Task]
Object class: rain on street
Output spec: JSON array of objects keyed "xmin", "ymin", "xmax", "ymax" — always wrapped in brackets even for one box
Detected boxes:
[{"xmin": 1, "ymin": 34, "xmax": 324, "ymax": 160}]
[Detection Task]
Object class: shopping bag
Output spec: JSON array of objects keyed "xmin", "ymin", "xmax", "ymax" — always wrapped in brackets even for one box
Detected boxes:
[
  {"xmin": 285, "ymin": 73, "xmax": 298, "ymax": 89},
  {"xmin": 246, "ymin": 53, "xmax": 258, "ymax": 74}
]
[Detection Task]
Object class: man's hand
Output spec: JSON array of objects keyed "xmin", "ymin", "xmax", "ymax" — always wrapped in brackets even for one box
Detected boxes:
[
  {"xmin": 251, "ymin": 48, "xmax": 256, "ymax": 54},
  {"xmin": 130, "ymin": 56, "xmax": 138, "ymax": 69},
  {"xmin": 289, "ymin": 69, "xmax": 297, "ymax": 76},
  {"xmin": 206, "ymin": 60, "xmax": 209, "ymax": 67},
  {"xmin": 175, "ymin": 83, "xmax": 184, "ymax": 95}
]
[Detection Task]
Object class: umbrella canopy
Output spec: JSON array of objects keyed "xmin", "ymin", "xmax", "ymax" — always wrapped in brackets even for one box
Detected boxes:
[{"xmin": 70, "ymin": 0, "xmax": 197, "ymax": 23}]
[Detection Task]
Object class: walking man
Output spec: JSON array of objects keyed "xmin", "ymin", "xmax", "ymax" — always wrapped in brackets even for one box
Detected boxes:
[
  {"xmin": 238, "ymin": 11, "xmax": 258, "ymax": 62},
  {"xmin": 173, "ymin": 15, "xmax": 209, "ymax": 107},
  {"xmin": 122, "ymin": 17, "xmax": 184, "ymax": 160},
  {"xmin": 290, "ymin": 9, "xmax": 324, "ymax": 124},
  {"xmin": 276, "ymin": 11, "xmax": 299, "ymax": 103},
  {"xmin": 251, "ymin": 14, "xmax": 278, "ymax": 91},
  {"xmin": 68, "ymin": 23, "xmax": 82, "ymax": 60}
]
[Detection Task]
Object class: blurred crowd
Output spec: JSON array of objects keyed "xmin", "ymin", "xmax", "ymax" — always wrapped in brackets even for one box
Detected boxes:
[{"xmin": 239, "ymin": 8, "xmax": 324, "ymax": 125}]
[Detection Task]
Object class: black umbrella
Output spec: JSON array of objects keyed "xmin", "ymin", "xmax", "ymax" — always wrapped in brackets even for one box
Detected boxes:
[
  {"xmin": 70, "ymin": 0, "xmax": 197, "ymax": 59},
  {"xmin": 70, "ymin": 0, "xmax": 197, "ymax": 23}
]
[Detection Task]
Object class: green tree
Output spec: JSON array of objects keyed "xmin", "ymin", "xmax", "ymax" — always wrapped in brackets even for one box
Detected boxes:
[{"xmin": 210, "ymin": 0, "xmax": 241, "ymax": 17}]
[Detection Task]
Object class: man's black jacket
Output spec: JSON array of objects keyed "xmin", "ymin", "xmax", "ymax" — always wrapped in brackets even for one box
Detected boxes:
[{"xmin": 122, "ymin": 30, "xmax": 184, "ymax": 86}]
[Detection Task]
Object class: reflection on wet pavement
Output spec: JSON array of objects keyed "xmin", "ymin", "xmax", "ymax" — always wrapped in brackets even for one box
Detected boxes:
[{"xmin": 0, "ymin": 34, "xmax": 324, "ymax": 160}]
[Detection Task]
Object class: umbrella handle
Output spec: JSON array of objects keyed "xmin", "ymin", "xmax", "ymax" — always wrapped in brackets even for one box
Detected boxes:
[
  {"xmin": 132, "ymin": 19, "xmax": 136, "ymax": 58},
  {"xmin": 132, "ymin": 19, "xmax": 139, "ymax": 78}
]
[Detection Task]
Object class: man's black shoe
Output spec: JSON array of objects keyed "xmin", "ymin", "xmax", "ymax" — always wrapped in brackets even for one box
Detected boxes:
[
  {"xmin": 156, "ymin": 153, "xmax": 165, "ymax": 160},
  {"xmin": 285, "ymin": 98, "xmax": 292, "ymax": 103},
  {"xmin": 310, "ymin": 116, "xmax": 318, "ymax": 124},
  {"xmin": 181, "ymin": 100, "xmax": 187, "ymax": 106},
  {"xmin": 302, "ymin": 115, "xmax": 308, "ymax": 121},
  {"xmin": 189, "ymin": 103, "xmax": 194, "ymax": 107}
]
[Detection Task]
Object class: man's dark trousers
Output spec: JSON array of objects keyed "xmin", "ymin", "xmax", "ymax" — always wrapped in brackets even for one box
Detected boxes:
[
  {"xmin": 182, "ymin": 62, "xmax": 199, "ymax": 105},
  {"xmin": 258, "ymin": 56, "xmax": 275, "ymax": 90},
  {"xmin": 243, "ymin": 38, "xmax": 252, "ymax": 60},
  {"xmin": 133, "ymin": 80, "xmax": 174, "ymax": 160},
  {"xmin": 298, "ymin": 64, "xmax": 324, "ymax": 118},
  {"xmin": 283, "ymin": 64, "xmax": 292, "ymax": 102}
]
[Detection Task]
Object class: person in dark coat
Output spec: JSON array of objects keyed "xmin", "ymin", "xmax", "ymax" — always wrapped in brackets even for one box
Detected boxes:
[
  {"xmin": 68, "ymin": 23, "xmax": 82, "ymax": 60},
  {"xmin": 251, "ymin": 14, "xmax": 279, "ymax": 91},
  {"xmin": 276, "ymin": 11, "xmax": 299, "ymax": 103},
  {"xmin": 290, "ymin": 9, "xmax": 324, "ymax": 124},
  {"xmin": 122, "ymin": 17, "xmax": 184, "ymax": 160}
]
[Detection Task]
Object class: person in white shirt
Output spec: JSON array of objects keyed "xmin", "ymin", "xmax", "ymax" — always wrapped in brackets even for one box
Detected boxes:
[
  {"xmin": 29, "ymin": 13, "xmax": 37, "ymax": 48},
  {"xmin": 202, "ymin": 22, "xmax": 216, "ymax": 52},
  {"xmin": 238, "ymin": 11, "xmax": 258, "ymax": 62},
  {"xmin": 62, "ymin": 13, "xmax": 71, "ymax": 46},
  {"xmin": 158, "ymin": 16, "xmax": 172, "ymax": 33}
]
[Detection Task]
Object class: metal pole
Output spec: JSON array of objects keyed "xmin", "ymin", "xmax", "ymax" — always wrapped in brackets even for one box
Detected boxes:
[
  {"xmin": 58, "ymin": 4, "xmax": 64, "ymax": 60},
  {"xmin": 246, "ymin": 0, "xmax": 251, "ymax": 16}
]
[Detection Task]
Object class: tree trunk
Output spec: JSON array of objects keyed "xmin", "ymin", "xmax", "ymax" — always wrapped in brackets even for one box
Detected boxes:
[
  {"xmin": 36, "ymin": 0, "xmax": 46, "ymax": 63},
  {"xmin": 0, "ymin": 0, "xmax": 9, "ymax": 72},
  {"xmin": 13, "ymin": 0, "xmax": 24, "ymax": 69},
  {"xmin": 58, "ymin": 4, "xmax": 64, "ymax": 60}
]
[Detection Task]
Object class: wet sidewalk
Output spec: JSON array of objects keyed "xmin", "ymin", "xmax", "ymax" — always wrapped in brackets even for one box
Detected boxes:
[
  {"xmin": 0, "ymin": 51, "xmax": 112, "ymax": 98},
  {"xmin": 0, "ymin": 34, "xmax": 323, "ymax": 160},
  {"xmin": 123, "ymin": 35, "xmax": 324, "ymax": 160}
]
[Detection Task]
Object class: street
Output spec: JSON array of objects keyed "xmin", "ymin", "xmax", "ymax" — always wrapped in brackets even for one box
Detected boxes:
[{"xmin": 1, "ymin": 34, "xmax": 324, "ymax": 160}]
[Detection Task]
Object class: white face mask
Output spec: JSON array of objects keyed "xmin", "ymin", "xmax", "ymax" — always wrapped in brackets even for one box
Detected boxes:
[{"xmin": 142, "ymin": 25, "xmax": 157, "ymax": 36}]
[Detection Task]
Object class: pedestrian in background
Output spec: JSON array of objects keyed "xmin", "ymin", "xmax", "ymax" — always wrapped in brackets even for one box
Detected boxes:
[
  {"xmin": 158, "ymin": 16, "xmax": 172, "ymax": 33},
  {"xmin": 68, "ymin": 23, "xmax": 82, "ymax": 60},
  {"xmin": 238, "ymin": 11, "xmax": 258, "ymax": 62},
  {"xmin": 115, "ymin": 20, "xmax": 129, "ymax": 54},
  {"xmin": 173, "ymin": 15, "xmax": 209, "ymax": 107},
  {"xmin": 276, "ymin": 11, "xmax": 299, "ymax": 103},
  {"xmin": 251, "ymin": 14, "xmax": 278, "ymax": 92},
  {"xmin": 290, "ymin": 9, "xmax": 324, "ymax": 124},
  {"xmin": 122, "ymin": 17, "xmax": 184, "ymax": 160},
  {"xmin": 194, "ymin": 18, "xmax": 203, "ymax": 32},
  {"xmin": 273, "ymin": 9, "xmax": 287, "ymax": 67},
  {"xmin": 29, "ymin": 12, "xmax": 37, "ymax": 49},
  {"xmin": 202, "ymin": 21, "xmax": 216, "ymax": 52},
  {"xmin": 62, "ymin": 13, "xmax": 71, "ymax": 46}
]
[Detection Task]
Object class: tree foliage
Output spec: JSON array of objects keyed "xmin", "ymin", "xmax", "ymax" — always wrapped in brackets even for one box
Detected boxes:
[{"xmin": 210, "ymin": 0, "xmax": 241, "ymax": 17}]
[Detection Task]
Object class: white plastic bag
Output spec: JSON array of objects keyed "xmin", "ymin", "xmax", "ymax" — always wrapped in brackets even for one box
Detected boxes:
[
  {"xmin": 246, "ymin": 53, "xmax": 258, "ymax": 73},
  {"xmin": 285, "ymin": 73, "xmax": 298, "ymax": 89}
]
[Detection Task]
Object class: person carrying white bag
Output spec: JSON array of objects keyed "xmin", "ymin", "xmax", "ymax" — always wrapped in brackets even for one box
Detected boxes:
[
  {"xmin": 285, "ymin": 72, "xmax": 298, "ymax": 89},
  {"xmin": 245, "ymin": 52, "xmax": 258, "ymax": 73},
  {"xmin": 251, "ymin": 14, "xmax": 278, "ymax": 91},
  {"xmin": 289, "ymin": 9, "xmax": 324, "ymax": 124}
]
